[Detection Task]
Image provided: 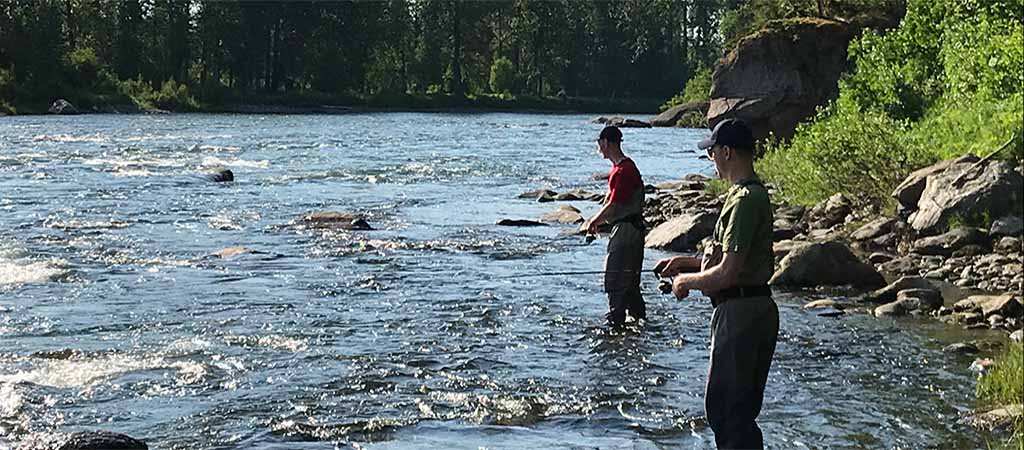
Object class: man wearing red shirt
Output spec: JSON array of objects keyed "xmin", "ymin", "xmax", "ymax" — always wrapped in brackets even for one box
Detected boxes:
[{"xmin": 582, "ymin": 126, "xmax": 646, "ymax": 327}]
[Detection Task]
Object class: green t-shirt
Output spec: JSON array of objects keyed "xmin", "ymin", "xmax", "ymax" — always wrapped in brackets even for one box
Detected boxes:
[{"xmin": 712, "ymin": 176, "xmax": 775, "ymax": 285}]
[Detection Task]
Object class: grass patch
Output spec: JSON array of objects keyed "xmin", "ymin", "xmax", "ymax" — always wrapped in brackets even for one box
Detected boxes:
[{"xmin": 977, "ymin": 341, "xmax": 1024, "ymax": 449}]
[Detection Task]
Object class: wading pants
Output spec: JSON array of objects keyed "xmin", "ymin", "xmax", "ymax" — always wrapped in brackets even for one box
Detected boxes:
[
  {"xmin": 705, "ymin": 296, "xmax": 779, "ymax": 450},
  {"xmin": 604, "ymin": 222, "xmax": 645, "ymax": 326}
]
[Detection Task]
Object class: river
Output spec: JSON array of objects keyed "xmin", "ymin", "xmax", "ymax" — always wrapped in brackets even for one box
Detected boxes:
[{"xmin": 0, "ymin": 113, "xmax": 1001, "ymax": 449}]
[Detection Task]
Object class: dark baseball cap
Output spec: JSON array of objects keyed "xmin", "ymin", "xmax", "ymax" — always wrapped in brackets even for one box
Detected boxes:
[
  {"xmin": 698, "ymin": 118, "xmax": 754, "ymax": 151},
  {"xmin": 599, "ymin": 126, "xmax": 622, "ymax": 143}
]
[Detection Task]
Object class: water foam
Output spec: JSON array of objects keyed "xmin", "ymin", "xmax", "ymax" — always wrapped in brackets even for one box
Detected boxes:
[
  {"xmin": 0, "ymin": 354, "xmax": 209, "ymax": 389},
  {"xmin": 0, "ymin": 260, "xmax": 70, "ymax": 286},
  {"xmin": 200, "ymin": 156, "xmax": 269, "ymax": 169}
]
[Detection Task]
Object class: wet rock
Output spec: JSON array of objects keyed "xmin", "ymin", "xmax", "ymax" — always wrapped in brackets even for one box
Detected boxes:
[
  {"xmin": 863, "ymin": 277, "xmax": 937, "ymax": 304},
  {"xmin": 593, "ymin": 116, "xmax": 651, "ymax": 128},
  {"xmin": 951, "ymin": 244, "xmax": 988, "ymax": 257},
  {"xmin": 554, "ymin": 189, "xmax": 604, "ymax": 202},
  {"xmin": 961, "ymin": 404, "xmax": 1024, "ymax": 431},
  {"xmin": 851, "ymin": 217, "xmax": 896, "ymax": 241},
  {"xmin": 896, "ymin": 288, "xmax": 943, "ymax": 313},
  {"xmin": 806, "ymin": 193, "xmax": 852, "ymax": 230},
  {"xmin": 644, "ymin": 212, "xmax": 717, "ymax": 252},
  {"xmin": 16, "ymin": 430, "xmax": 148, "ymax": 450},
  {"xmin": 538, "ymin": 205, "xmax": 584, "ymax": 225},
  {"xmin": 48, "ymin": 98, "xmax": 80, "ymax": 115},
  {"xmin": 878, "ymin": 255, "xmax": 917, "ymax": 275},
  {"xmin": 496, "ymin": 219, "xmax": 548, "ymax": 227},
  {"xmin": 649, "ymin": 101, "xmax": 710, "ymax": 127},
  {"xmin": 995, "ymin": 236, "xmax": 1022, "ymax": 253},
  {"xmin": 803, "ymin": 299, "xmax": 840, "ymax": 309},
  {"xmin": 204, "ymin": 168, "xmax": 234, "ymax": 182},
  {"xmin": 911, "ymin": 227, "xmax": 989, "ymax": 256},
  {"xmin": 910, "ymin": 160, "xmax": 1024, "ymax": 233},
  {"xmin": 990, "ymin": 215, "xmax": 1023, "ymax": 237},
  {"xmin": 301, "ymin": 212, "xmax": 373, "ymax": 230},
  {"xmin": 954, "ymin": 294, "xmax": 1023, "ymax": 318},
  {"xmin": 943, "ymin": 342, "xmax": 980, "ymax": 354},
  {"xmin": 874, "ymin": 301, "xmax": 906, "ymax": 317},
  {"xmin": 518, "ymin": 188, "xmax": 557, "ymax": 200},
  {"xmin": 868, "ymin": 252, "xmax": 896, "ymax": 264},
  {"xmin": 211, "ymin": 246, "xmax": 249, "ymax": 259},
  {"xmin": 770, "ymin": 241, "xmax": 885, "ymax": 288},
  {"xmin": 893, "ymin": 154, "xmax": 980, "ymax": 210},
  {"xmin": 1010, "ymin": 329, "xmax": 1023, "ymax": 343}
]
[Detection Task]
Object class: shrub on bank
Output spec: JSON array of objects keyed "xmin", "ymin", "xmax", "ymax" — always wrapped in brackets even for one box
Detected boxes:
[
  {"xmin": 660, "ymin": 68, "xmax": 712, "ymax": 113},
  {"xmin": 758, "ymin": 0, "xmax": 1023, "ymax": 207}
]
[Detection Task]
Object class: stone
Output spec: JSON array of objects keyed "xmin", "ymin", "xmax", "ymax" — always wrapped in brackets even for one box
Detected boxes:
[
  {"xmin": 1010, "ymin": 329, "xmax": 1023, "ymax": 343},
  {"xmin": 518, "ymin": 188, "xmax": 558, "ymax": 200},
  {"xmin": 871, "ymin": 233, "xmax": 898, "ymax": 249},
  {"xmin": 868, "ymin": 252, "xmax": 896, "ymax": 264},
  {"xmin": 773, "ymin": 225, "xmax": 798, "ymax": 242},
  {"xmin": 961, "ymin": 404, "xmax": 1023, "ymax": 431},
  {"xmin": 47, "ymin": 99, "xmax": 80, "ymax": 115},
  {"xmin": 879, "ymin": 256, "xmax": 918, "ymax": 275},
  {"xmin": 707, "ymin": 18, "xmax": 888, "ymax": 141},
  {"xmin": 995, "ymin": 236, "xmax": 1022, "ymax": 253},
  {"xmin": 892, "ymin": 154, "xmax": 980, "ymax": 209},
  {"xmin": 951, "ymin": 245, "xmax": 988, "ymax": 257},
  {"xmin": 496, "ymin": 219, "xmax": 548, "ymax": 227},
  {"xmin": 772, "ymin": 240, "xmax": 811, "ymax": 261},
  {"xmin": 204, "ymin": 168, "xmax": 234, "ymax": 182},
  {"xmin": 644, "ymin": 212, "xmax": 717, "ymax": 252},
  {"xmin": 874, "ymin": 301, "xmax": 906, "ymax": 317},
  {"xmin": 803, "ymin": 299, "xmax": 839, "ymax": 309},
  {"xmin": 954, "ymin": 294, "xmax": 1023, "ymax": 318},
  {"xmin": 769, "ymin": 241, "xmax": 885, "ymax": 288},
  {"xmin": 896, "ymin": 288, "xmax": 944, "ymax": 313},
  {"xmin": 863, "ymin": 276, "xmax": 936, "ymax": 304},
  {"xmin": 943, "ymin": 342, "xmax": 980, "ymax": 354},
  {"xmin": 988, "ymin": 314, "xmax": 1005, "ymax": 327},
  {"xmin": 649, "ymin": 101, "xmax": 710, "ymax": 127},
  {"xmin": 990, "ymin": 215, "xmax": 1024, "ymax": 237},
  {"xmin": 301, "ymin": 212, "xmax": 372, "ymax": 230},
  {"xmin": 593, "ymin": 116, "xmax": 652, "ymax": 128},
  {"xmin": 911, "ymin": 227, "xmax": 989, "ymax": 256},
  {"xmin": 554, "ymin": 189, "xmax": 604, "ymax": 202},
  {"xmin": 211, "ymin": 246, "xmax": 249, "ymax": 259},
  {"xmin": 851, "ymin": 217, "xmax": 896, "ymax": 241},
  {"xmin": 538, "ymin": 205, "xmax": 584, "ymax": 225},
  {"xmin": 806, "ymin": 193, "xmax": 852, "ymax": 230},
  {"xmin": 16, "ymin": 430, "xmax": 148, "ymax": 450},
  {"xmin": 774, "ymin": 205, "xmax": 806, "ymax": 222},
  {"xmin": 910, "ymin": 160, "xmax": 1024, "ymax": 233}
]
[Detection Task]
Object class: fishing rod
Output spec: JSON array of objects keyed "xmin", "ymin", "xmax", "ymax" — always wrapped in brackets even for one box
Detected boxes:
[{"xmin": 491, "ymin": 268, "xmax": 659, "ymax": 279}]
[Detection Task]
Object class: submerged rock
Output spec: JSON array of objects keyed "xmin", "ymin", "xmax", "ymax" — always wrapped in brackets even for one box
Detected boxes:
[
  {"xmin": 518, "ymin": 188, "xmax": 558, "ymax": 200},
  {"xmin": 210, "ymin": 246, "xmax": 250, "ymax": 259},
  {"xmin": 204, "ymin": 168, "xmax": 234, "ymax": 182},
  {"xmin": 16, "ymin": 430, "xmax": 147, "ymax": 450},
  {"xmin": 770, "ymin": 241, "xmax": 885, "ymax": 288},
  {"xmin": 300, "ymin": 212, "xmax": 373, "ymax": 230},
  {"xmin": 538, "ymin": 205, "xmax": 584, "ymax": 225},
  {"xmin": 496, "ymin": 219, "xmax": 548, "ymax": 227},
  {"xmin": 943, "ymin": 342, "xmax": 980, "ymax": 354}
]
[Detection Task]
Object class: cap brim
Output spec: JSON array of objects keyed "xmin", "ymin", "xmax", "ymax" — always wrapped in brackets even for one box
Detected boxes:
[{"xmin": 697, "ymin": 137, "xmax": 715, "ymax": 150}]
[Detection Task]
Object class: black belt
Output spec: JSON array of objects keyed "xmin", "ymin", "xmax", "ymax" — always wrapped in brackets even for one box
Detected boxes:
[
  {"xmin": 711, "ymin": 285, "xmax": 772, "ymax": 307},
  {"xmin": 611, "ymin": 213, "xmax": 645, "ymax": 230}
]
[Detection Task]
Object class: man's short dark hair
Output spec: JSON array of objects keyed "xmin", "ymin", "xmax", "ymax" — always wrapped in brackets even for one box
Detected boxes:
[{"xmin": 599, "ymin": 126, "xmax": 623, "ymax": 143}]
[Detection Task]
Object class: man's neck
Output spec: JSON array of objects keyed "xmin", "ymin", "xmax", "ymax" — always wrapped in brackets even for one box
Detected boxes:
[
  {"xmin": 610, "ymin": 153, "xmax": 626, "ymax": 165},
  {"xmin": 723, "ymin": 164, "xmax": 755, "ymax": 184}
]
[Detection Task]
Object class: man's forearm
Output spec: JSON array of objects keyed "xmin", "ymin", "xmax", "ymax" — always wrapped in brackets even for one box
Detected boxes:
[
  {"xmin": 676, "ymin": 262, "xmax": 736, "ymax": 294},
  {"xmin": 591, "ymin": 202, "xmax": 618, "ymax": 226}
]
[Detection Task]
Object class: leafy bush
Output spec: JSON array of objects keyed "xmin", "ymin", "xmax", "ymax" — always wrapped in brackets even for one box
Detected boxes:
[
  {"xmin": 489, "ymin": 56, "xmax": 515, "ymax": 94},
  {"xmin": 660, "ymin": 68, "xmax": 711, "ymax": 112},
  {"xmin": 0, "ymin": 68, "xmax": 13, "ymax": 102},
  {"xmin": 118, "ymin": 77, "xmax": 198, "ymax": 111}
]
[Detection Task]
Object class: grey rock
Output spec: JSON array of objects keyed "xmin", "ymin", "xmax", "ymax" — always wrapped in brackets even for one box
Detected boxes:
[
  {"xmin": 954, "ymin": 294, "xmax": 1023, "ymax": 317},
  {"xmin": 990, "ymin": 215, "xmax": 1024, "ymax": 237},
  {"xmin": 910, "ymin": 160, "xmax": 1024, "ymax": 233},
  {"xmin": 874, "ymin": 301, "xmax": 906, "ymax": 317},
  {"xmin": 770, "ymin": 241, "xmax": 885, "ymax": 288},
  {"xmin": 554, "ymin": 189, "xmax": 604, "ymax": 202},
  {"xmin": 538, "ymin": 205, "xmax": 584, "ymax": 225},
  {"xmin": 300, "ymin": 212, "xmax": 372, "ymax": 230},
  {"xmin": 1011, "ymin": 329, "xmax": 1023, "ymax": 343},
  {"xmin": 649, "ymin": 101, "xmax": 710, "ymax": 127},
  {"xmin": 995, "ymin": 236, "xmax": 1022, "ymax": 254},
  {"xmin": 896, "ymin": 288, "xmax": 944, "ymax": 313},
  {"xmin": 807, "ymin": 193, "xmax": 852, "ymax": 229},
  {"xmin": 48, "ymin": 98, "xmax": 80, "ymax": 115},
  {"xmin": 878, "ymin": 256, "xmax": 918, "ymax": 275},
  {"xmin": 851, "ymin": 217, "xmax": 896, "ymax": 241},
  {"xmin": 16, "ymin": 430, "xmax": 147, "ymax": 450},
  {"xmin": 863, "ymin": 276, "xmax": 937, "ymax": 304},
  {"xmin": 912, "ymin": 227, "xmax": 989, "ymax": 256},
  {"xmin": 644, "ymin": 212, "xmax": 717, "ymax": 252},
  {"xmin": 869, "ymin": 252, "xmax": 896, "ymax": 264},
  {"xmin": 203, "ymin": 168, "xmax": 234, "ymax": 182},
  {"xmin": 892, "ymin": 154, "xmax": 979, "ymax": 209},
  {"xmin": 943, "ymin": 342, "xmax": 980, "ymax": 354},
  {"xmin": 496, "ymin": 219, "xmax": 548, "ymax": 227},
  {"xmin": 871, "ymin": 232, "xmax": 898, "ymax": 249},
  {"xmin": 518, "ymin": 188, "xmax": 558, "ymax": 200},
  {"xmin": 952, "ymin": 244, "xmax": 988, "ymax": 257}
]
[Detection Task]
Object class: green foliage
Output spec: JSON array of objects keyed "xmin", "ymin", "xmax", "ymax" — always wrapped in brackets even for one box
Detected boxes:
[
  {"xmin": 760, "ymin": 0, "xmax": 1024, "ymax": 207},
  {"xmin": 977, "ymin": 342, "xmax": 1024, "ymax": 448},
  {"xmin": 704, "ymin": 178, "xmax": 730, "ymax": 197},
  {"xmin": 946, "ymin": 211, "xmax": 993, "ymax": 230},
  {"xmin": 0, "ymin": 68, "xmax": 13, "ymax": 102},
  {"xmin": 118, "ymin": 78, "xmax": 198, "ymax": 111},
  {"xmin": 489, "ymin": 57, "xmax": 515, "ymax": 95},
  {"xmin": 676, "ymin": 111, "xmax": 709, "ymax": 128},
  {"xmin": 660, "ymin": 68, "xmax": 712, "ymax": 112}
]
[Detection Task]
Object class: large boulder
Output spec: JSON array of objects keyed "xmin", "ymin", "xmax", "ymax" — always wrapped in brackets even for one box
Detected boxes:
[
  {"xmin": 48, "ymin": 99, "xmax": 80, "ymax": 115},
  {"xmin": 911, "ymin": 227, "xmax": 989, "ymax": 256},
  {"xmin": 707, "ymin": 18, "xmax": 861, "ymax": 141},
  {"xmin": 16, "ymin": 431, "xmax": 147, "ymax": 450},
  {"xmin": 769, "ymin": 241, "xmax": 885, "ymax": 288},
  {"xmin": 909, "ymin": 160, "xmax": 1024, "ymax": 233},
  {"xmin": 649, "ymin": 101, "xmax": 710, "ymax": 127},
  {"xmin": 892, "ymin": 154, "xmax": 979, "ymax": 209},
  {"xmin": 644, "ymin": 212, "xmax": 716, "ymax": 252},
  {"xmin": 954, "ymin": 294, "xmax": 1023, "ymax": 318}
]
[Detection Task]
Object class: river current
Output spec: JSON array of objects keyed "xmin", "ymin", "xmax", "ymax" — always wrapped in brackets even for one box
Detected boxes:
[{"xmin": 0, "ymin": 113, "xmax": 1004, "ymax": 449}]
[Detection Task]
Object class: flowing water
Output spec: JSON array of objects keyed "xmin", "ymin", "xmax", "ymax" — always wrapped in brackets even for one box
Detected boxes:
[{"xmin": 0, "ymin": 113, "xmax": 1006, "ymax": 449}]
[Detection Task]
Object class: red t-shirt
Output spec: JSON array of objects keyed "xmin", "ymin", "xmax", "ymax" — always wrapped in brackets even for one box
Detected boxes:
[{"xmin": 607, "ymin": 158, "xmax": 642, "ymax": 204}]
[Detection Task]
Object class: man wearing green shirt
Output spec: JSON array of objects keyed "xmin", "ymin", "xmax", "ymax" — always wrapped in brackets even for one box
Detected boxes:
[{"xmin": 655, "ymin": 119, "xmax": 778, "ymax": 449}]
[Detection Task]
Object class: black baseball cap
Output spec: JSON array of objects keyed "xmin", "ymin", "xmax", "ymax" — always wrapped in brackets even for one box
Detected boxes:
[
  {"xmin": 599, "ymin": 126, "xmax": 622, "ymax": 143},
  {"xmin": 698, "ymin": 118, "xmax": 754, "ymax": 151}
]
